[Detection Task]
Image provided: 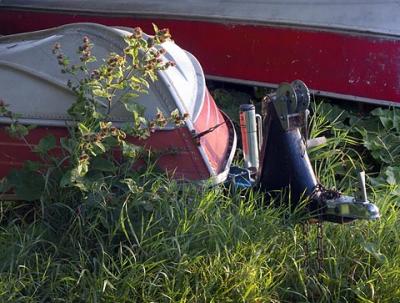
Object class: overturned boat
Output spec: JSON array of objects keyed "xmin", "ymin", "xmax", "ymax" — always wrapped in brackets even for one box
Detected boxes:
[
  {"xmin": 0, "ymin": 23, "xmax": 236, "ymax": 184},
  {"xmin": 0, "ymin": 0, "xmax": 399, "ymax": 106}
]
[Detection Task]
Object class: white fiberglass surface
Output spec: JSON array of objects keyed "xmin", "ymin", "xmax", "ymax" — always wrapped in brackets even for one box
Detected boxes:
[
  {"xmin": 2, "ymin": 1, "xmax": 400, "ymax": 36},
  {"xmin": 0, "ymin": 23, "xmax": 204, "ymax": 125}
]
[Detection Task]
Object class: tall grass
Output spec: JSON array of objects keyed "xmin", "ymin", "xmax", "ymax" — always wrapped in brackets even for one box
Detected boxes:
[{"xmin": 0, "ymin": 102, "xmax": 399, "ymax": 302}]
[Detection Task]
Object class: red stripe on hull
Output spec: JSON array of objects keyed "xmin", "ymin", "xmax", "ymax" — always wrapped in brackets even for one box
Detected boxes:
[
  {"xmin": 1, "ymin": 10, "xmax": 399, "ymax": 105},
  {"xmin": 0, "ymin": 126, "xmax": 210, "ymax": 181}
]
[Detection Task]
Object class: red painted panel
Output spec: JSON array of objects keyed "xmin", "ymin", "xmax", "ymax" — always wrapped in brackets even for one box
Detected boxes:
[
  {"xmin": 129, "ymin": 127, "xmax": 210, "ymax": 180},
  {"xmin": 0, "ymin": 125, "xmax": 210, "ymax": 181},
  {"xmin": 193, "ymin": 90, "xmax": 230, "ymax": 174},
  {"xmin": 0, "ymin": 10, "xmax": 399, "ymax": 104}
]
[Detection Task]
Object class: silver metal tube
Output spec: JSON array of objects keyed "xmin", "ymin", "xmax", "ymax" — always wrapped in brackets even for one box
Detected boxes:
[
  {"xmin": 239, "ymin": 104, "xmax": 259, "ymax": 172},
  {"xmin": 358, "ymin": 171, "xmax": 368, "ymax": 202},
  {"xmin": 256, "ymin": 113, "xmax": 263, "ymax": 150}
]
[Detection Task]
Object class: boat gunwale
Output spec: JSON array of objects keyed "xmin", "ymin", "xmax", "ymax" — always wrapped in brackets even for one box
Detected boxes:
[{"xmin": 2, "ymin": 5, "xmax": 400, "ymax": 39}]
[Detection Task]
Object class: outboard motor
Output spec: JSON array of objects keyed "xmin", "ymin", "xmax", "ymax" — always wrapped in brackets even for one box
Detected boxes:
[{"xmin": 237, "ymin": 80, "xmax": 379, "ymax": 223}]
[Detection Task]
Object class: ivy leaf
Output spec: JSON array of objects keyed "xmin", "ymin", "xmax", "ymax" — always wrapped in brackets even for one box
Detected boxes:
[
  {"xmin": 86, "ymin": 57, "xmax": 96, "ymax": 63},
  {"xmin": 102, "ymin": 136, "xmax": 119, "ymax": 148},
  {"xmin": 121, "ymin": 92, "xmax": 139, "ymax": 103},
  {"xmin": 77, "ymin": 161, "xmax": 89, "ymax": 176},
  {"xmin": 60, "ymin": 169, "xmax": 75, "ymax": 187},
  {"xmin": 122, "ymin": 141, "xmax": 141, "ymax": 158},
  {"xmin": 363, "ymin": 242, "xmax": 387, "ymax": 264},
  {"xmin": 93, "ymin": 141, "xmax": 106, "ymax": 154},
  {"xmin": 92, "ymin": 88, "xmax": 109, "ymax": 98},
  {"xmin": 110, "ymin": 82, "xmax": 125, "ymax": 90},
  {"xmin": 129, "ymin": 75, "xmax": 145, "ymax": 85},
  {"xmin": 90, "ymin": 157, "xmax": 116, "ymax": 172},
  {"xmin": 60, "ymin": 137, "xmax": 75, "ymax": 154},
  {"xmin": 384, "ymin": 166, "xmax": 400, "ymax": 185},
  {"xmin": 7, "ymin": 169, "xmax": 44, "ymax": 201},
  {"xmin": 100, "ymin": 121, "xmax": 112, "ymax": 129},
  {"xmin": 78, "ymin": 123, "xmax": 90, "ymax": 135},
  {"xmin": 379, "ymin": 115, "xmax": 393, "ymax": 130},
  {"xmin": 60, "ymin": 168, "xmax": 88, "ymax": 191},
  {"xmin": 362, "ymin": 132, "xmax": 400, "ymax": 164},
  {"xmin": 24, "ymin": 160, "xmax": 42, "ymax": 171},
  {"xmin": 34, "ymin": 135, "xmax": 56, "ymax": 155},
  {"xmin": 370, "ymin": 107, "xmax": 385, "ymax": 118},
  {"xmin": 371, "ymin": 107, "xmax": 400, "ymax": 132},
  {"xmin": 122, "ymin": 100, "xmax": 145, "ymax": 115},
  {"xmin": 121, "ymin": 178, "xmax": 141, "ymax": 193},
  {"xmin": 6, "ymin": 124, "xmax": 33, "ymax": 139},
  {"xmin": 170, "ymin": 108, "xmax": 180, "ymax": 119},
  {"xmin": 152, "ymin": 23, "xmax": 159, "ymax": 33}
]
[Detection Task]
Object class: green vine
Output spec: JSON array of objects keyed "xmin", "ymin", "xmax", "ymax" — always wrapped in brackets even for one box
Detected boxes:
[{"xmin": 1, "ymin": 25, "xmax": 188, "ymax": 200}]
